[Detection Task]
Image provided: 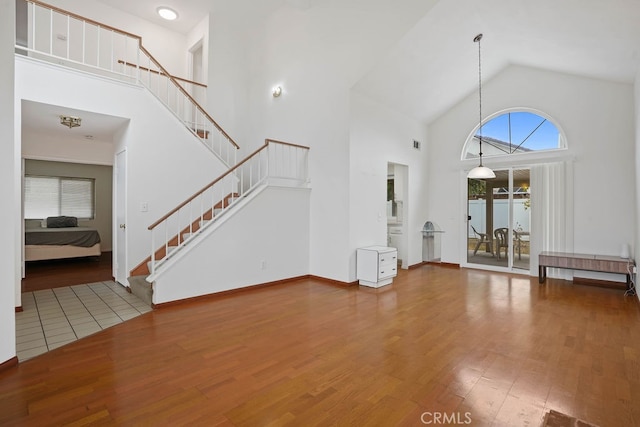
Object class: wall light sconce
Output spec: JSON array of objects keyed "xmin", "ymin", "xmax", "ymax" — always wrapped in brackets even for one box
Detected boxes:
[
  {"xmin": 60, "ymin": 115, "xmax": 81, "ymax": 129},
  {"xmin": 272, "ymin": 86, "xmax": 282, "ymax": 97},
  {"xmin": 157, "ymin": 7, "xmax": 178, "ymax": 21}
]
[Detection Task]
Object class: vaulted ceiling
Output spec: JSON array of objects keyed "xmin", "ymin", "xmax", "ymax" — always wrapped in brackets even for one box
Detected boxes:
[{"xmin": 97, "ymin": 0, "xmax": 640, "ymax": 124}]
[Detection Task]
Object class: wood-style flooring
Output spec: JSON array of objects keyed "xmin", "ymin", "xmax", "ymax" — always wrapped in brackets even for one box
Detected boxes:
[
  {"xmin": 22, "ymin": 252, "xmax": 114, "ymax": 292},
  {"xmin": 3, "ymin": 265, "xmax": 640, "ymax": 426}
]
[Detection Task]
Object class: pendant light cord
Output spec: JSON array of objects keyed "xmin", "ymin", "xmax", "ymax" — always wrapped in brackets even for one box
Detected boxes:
[{"xmin": 475, "ymin": 33, "xmax": 484, "ymax": 166}]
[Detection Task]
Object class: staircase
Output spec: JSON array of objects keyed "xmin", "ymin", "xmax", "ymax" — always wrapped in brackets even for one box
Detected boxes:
[
  {"xmin": 127, "ymin": 193, "xmax": 239, "ymax": 305},
  {"xmin": 139, "ymin": 139, "xmax": 309, "ymax": 277},
  {"xmin": 18, "ymin": 1, "xmax": 311, "ymax": 307},
  {"xmin": 127, "ymin": 140, "xmax": 309, "ymax": 305},
  {"xmin": 17, "ymin": 0, "xmax": 239, "ymax": 167}
]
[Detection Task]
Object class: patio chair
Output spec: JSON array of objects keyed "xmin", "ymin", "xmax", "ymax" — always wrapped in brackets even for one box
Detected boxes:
[
  {"xmin": 494, "ymin": 227, "xmax": 509, "ymax": 259},
  {"xmin": 471, "ymin": 224, "xmax": 493, "ymax": 256},
  {"xmin": 513, "ymin": 230, "xmax": 529, "ymax": 260}
]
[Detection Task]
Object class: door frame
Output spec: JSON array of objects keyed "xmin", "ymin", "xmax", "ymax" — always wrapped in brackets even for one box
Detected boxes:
[
  {"xmin": 114, "ymin": 149, "xmax": 127, "ymax": 286},
  {"xmin": 461, "ymin": 167, "xmax": 530, "ymax": 275}
]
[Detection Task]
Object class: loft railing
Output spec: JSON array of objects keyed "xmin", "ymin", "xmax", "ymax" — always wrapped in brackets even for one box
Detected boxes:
[
  {"xmin": 117, "ymin": 59, "xmax": 207, "ymax": 107},
  {"xmin": 145, "ymin": 140, "xmax": 310, "ymax": 277},
  {"xmin": 15, "ymin": 0, "xmax": 239, "ymax": 166}
]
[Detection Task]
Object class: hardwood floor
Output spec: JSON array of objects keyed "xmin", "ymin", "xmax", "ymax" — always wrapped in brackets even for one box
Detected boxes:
[
  {"xmin": 22, "ymin": 252, "xmax": 114, "ymax": 292},
  {"xmin": 2, "ymin": 265, "xmax": 640, "ymax": 426}
]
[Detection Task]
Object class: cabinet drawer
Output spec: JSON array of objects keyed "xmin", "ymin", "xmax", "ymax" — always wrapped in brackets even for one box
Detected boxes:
[
  {"xmin": 378, "ymin": 252, "xmax": 397, "ymax": 265},
  {"xmin": 379, "ymin": 265, "xmax": 397, "ymax": 279}
]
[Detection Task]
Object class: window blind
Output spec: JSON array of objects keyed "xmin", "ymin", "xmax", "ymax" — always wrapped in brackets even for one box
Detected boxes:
[{"xmin": 25, "ymin": 176, "xmax": 95, "ymax": 220}]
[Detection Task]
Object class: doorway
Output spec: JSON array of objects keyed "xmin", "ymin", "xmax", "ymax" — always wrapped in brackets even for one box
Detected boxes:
[
  {"xmin": 387, "ymin": 162, "xmax": 408, "ymax": 268},
  {"xmin": 466, "ymin": 168, "xmax": 530, "ymax": 272},
  {"xmin": 188, "ymin": 39, "xmax": 205, "ymax": 105},
  {"xmin": 21, "ymin": 158, "xmax": 115, "ymax": 291}
]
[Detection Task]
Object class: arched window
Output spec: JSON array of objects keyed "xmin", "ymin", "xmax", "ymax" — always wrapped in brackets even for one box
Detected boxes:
[{"xmin": 463, "ymin": 110, "xmax": 566, "ymax": 160}]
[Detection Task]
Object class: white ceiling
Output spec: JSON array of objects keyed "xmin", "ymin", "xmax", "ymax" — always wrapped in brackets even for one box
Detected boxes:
[
  {"xmin": 22, "ymin": 101, "xmax": 129, "ymax": 143},
  {"xmin": 96, "ymin": 0, "xmax": 216, "ymax": 35},
  {"xmin": 98, "ymin": 0, "xmax": 640, "ymax": 124},
  {"xmin": 353, "ymin": 0, "xmax": 640, "ymax": 123},
  {"xmin": 36, "ymin": 0, "xmax": 640, "ymax": 132}
]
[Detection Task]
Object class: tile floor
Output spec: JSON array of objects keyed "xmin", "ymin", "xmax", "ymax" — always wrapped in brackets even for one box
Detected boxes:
[{"xmin": 16, "ymin": 281, "xmax": 152, "ymax": 361}]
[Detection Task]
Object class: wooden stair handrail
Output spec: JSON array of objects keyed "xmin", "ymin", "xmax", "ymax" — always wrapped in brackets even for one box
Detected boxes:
[
  {"xmin": 117, "ymin": 60, "xmax": 207, "ymax": 88},
  {"xmin": 24, "ymin": 0, "xmax": 238, "ymax": 150},
  {"xmin": 264, "ymin": 138, "xmax": 310, "ymax": 150},
  {"xmin": 148, "ymin": 139, "xmax": 310, "ymax": 231},
  {"xmin": 130, "ymin": 193, "xmax": 236, "ymax": 277},
  {"xmin": 148, "ymin": 143, "xmax": 268, "ymax": 230},
  {"xmin": 138, "ymin": 46, "xmax": 239, "ymax": 149}
]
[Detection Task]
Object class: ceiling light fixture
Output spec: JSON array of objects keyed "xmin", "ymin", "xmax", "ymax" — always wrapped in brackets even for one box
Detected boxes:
[
  {"xmin": 467, "ymin": 33, "xmax": 495, "ymax": 180},
  {"xmin": 59, "ymin": 115, "xmax": 81, "ymax": 129},
  {"xmin": 157, "ymin": 7, "xmax": 178, "ymax": 21},
  {"xmin": 272, "ymin": 86, "xmax": 282, "ymax": 97}
]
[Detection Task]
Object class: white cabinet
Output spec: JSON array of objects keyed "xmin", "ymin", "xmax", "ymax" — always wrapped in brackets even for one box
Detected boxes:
[{"xmin": 356, "ymin": 246, "xmax": 398, "ymax": 288}]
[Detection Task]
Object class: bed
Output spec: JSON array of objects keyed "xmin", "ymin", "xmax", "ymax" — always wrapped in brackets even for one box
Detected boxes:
[{"xmin": 24, "ymin": 216, "xmax": 102, "ymax": 262}]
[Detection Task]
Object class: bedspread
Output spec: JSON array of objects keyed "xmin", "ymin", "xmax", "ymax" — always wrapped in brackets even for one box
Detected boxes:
[{"xmin": 25, "ymin": 227, "xmax": 101, "ymax": 248}]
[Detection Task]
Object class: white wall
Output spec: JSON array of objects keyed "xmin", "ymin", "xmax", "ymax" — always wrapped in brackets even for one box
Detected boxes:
[
  {"xmin": 428, "ymin": 64, "xmax": 636, "ymax": 268},
  {"xmin": 635, "ymin": 68, "xmax": 640, "ymax": 300},
  {"xmin": 0, "ymin": 0, "xmax": 17, "ymax": 366},
  {"xmin": 204, "ymin": 1, "xmax": 438, "ymax": 283},
  {"xmin": 349, "ymin": 92, "xmax": 428, "ymax": 276},
  {"xmin": 245, "ymin": 18, "xmax": 353, "ymax": 282},
  {"xmin": 22, "ymin": 129, "xmax": 115, "ymax": 165},
  {"xmin": 204, "ymin": 10, "xmax": 251, "ymax": 150},
  {"xmin": 153, "ymin": 186, "xmax": 310, "ymax": 303},
  {"xmin": 16, "ymin": 57, "xmax": 230, "ymax": 285}
]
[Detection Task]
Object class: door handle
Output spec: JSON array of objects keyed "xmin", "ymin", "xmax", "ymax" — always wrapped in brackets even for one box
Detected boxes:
[{"xmin": 119, "ymin": 224, "xmax": 126, "ymax": 229}]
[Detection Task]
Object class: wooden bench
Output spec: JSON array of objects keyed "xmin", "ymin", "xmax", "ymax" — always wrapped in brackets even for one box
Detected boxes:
[{"xmin": 538, "ymin": 251, "xmax": 634, "ymax": 293}]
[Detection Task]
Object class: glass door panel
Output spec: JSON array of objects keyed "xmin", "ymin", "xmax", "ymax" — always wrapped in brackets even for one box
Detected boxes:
[
  {"xmin": 489, "ymin": 170, "xmax": 509, "ymax": 268},
  {"xmin": 467, "ymin": 168, "xmax": 530, "ymax": 272},
  {"xmin": 512, "ymin": 169, "xmax": 530, "ymax": 271},
  {"xmin": 467, "ymin": 178, "xmax": 494, "ymax": 266}
]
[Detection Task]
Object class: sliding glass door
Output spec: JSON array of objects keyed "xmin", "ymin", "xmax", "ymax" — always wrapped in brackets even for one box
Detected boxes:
[{"xmin": 467, "ymin": 168, "xmax": 530, "ymax": 272}]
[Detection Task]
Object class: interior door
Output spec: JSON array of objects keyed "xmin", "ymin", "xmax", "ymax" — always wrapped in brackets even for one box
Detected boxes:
[{"xmin": 115, "ymin": 150, "xmax": 127, "ymax": 286}]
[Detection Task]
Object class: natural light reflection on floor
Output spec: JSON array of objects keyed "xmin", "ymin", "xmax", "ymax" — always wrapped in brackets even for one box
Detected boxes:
[{"xmin": 465, "ymin": 271, "xmax": 532, "ymax": 315}]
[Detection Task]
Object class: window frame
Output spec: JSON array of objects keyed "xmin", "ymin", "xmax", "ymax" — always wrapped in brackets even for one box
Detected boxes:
[
  {"xmin": 24, "ymin": 174, "xmax": 96, "ymax": 220},
  {"xmin": 461, "ymin": 108, "xmax": 567, "ymax": 161}
]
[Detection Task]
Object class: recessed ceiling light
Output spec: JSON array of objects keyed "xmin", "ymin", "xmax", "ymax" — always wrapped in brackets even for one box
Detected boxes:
[{"xmin": 157, "ymin": 7, "xmax": 178, "ymax": 21}]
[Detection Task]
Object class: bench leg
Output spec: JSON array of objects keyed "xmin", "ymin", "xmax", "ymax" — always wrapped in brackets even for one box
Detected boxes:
[{"xmin": 539, "ymin": 265, "xmax": 546, "ymax": 284}]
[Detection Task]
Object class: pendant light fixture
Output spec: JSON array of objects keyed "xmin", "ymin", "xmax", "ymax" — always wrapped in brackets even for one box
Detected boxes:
[{"xmin": 467, "ymin": 33, "xmax": 495, "ymax": 179}]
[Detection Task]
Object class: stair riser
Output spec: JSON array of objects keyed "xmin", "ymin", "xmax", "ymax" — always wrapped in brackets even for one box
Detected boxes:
[{"xmin": 128, "ymin": 276, "xmax": 153, "ymax": 307}]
